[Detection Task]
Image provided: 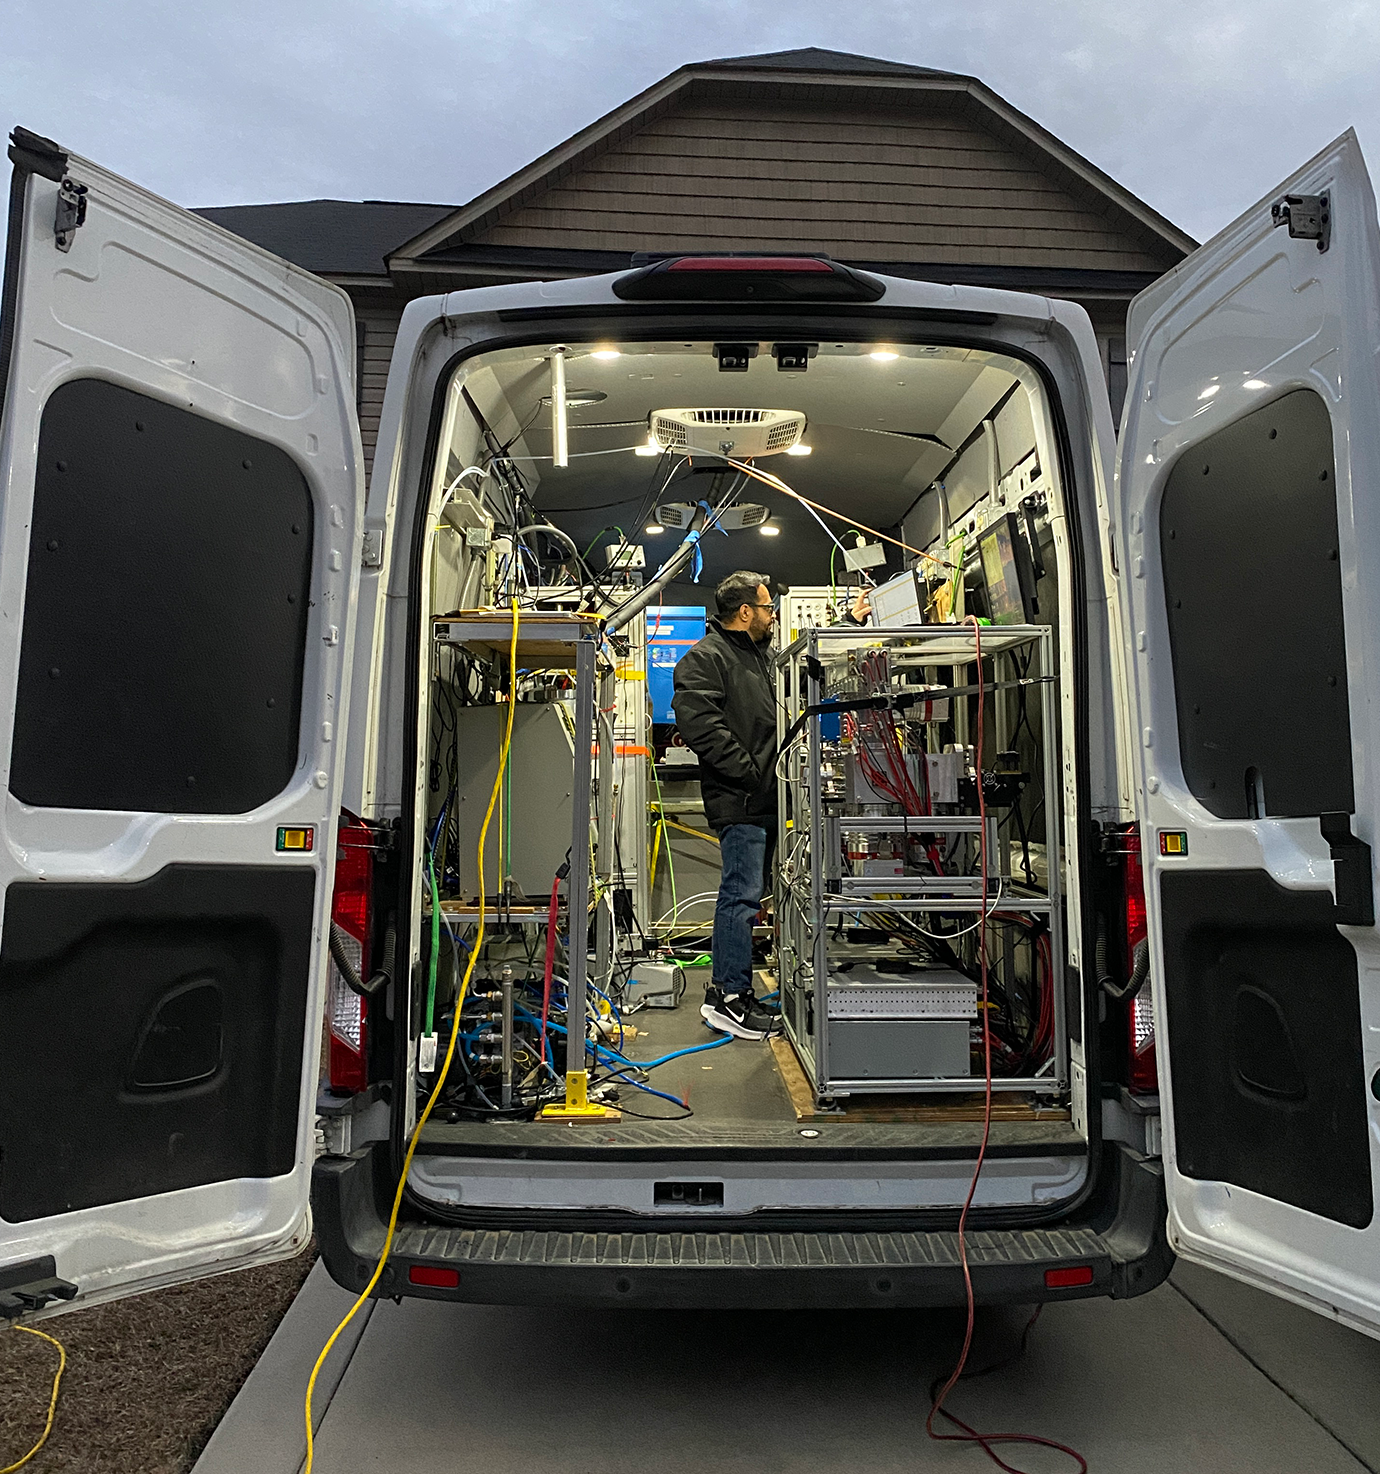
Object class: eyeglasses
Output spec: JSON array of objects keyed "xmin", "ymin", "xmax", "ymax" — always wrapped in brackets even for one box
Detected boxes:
[{"xmin": 746, "ymin": 601, "xmax": 776, "ymax": 611}]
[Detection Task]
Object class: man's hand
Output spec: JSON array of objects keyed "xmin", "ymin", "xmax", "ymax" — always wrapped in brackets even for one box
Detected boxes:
[{"xmin": 850, "ymin": 589, "xmax": 872, "ymax": 623}]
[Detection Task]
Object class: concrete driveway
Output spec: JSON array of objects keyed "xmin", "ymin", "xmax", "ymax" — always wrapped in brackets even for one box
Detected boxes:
[{"xmin": 193, "ymin": 1258, "xmax": 1380, "ymax": 1474}]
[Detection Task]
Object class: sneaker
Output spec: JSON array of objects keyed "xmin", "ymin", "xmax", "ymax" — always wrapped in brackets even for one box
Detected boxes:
[{"xmin": 701, "ymin": 986, "xmax": 782, "ymax": 1040}]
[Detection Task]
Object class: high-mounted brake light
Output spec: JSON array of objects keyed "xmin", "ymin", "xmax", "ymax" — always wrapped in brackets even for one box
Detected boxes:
[
  {"xmin": 327, "ymin": 814, "xmax": 374, "ymax": 1093},
  {"xmin": 613, "ymin": 253, "xmax": 885, "ymax": 303},
  {"xmin": 1121, "ymin": 828, "xmax": 1158, "ymax": 1095},
  {"xmin": 666, "ymin": 256, "xmax": 834, "ymax": 273}
]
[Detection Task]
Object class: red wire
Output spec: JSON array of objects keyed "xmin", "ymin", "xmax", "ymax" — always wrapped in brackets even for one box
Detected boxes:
[{"xmin": 925, "ymin": 616, "xmax": 1086, "ymax": 1474}]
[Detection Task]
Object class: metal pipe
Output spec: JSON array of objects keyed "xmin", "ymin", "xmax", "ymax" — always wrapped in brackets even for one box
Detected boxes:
[
  {"xmin": 565, "ymin": 635, "xmax": 597, "ymax": 1077},
  {"xmin": 500, "ymin": 965, "xmax": 514, "ymax": 1109},
  {"xmin": 594, "ymin": 694, "xmax": 616, "ymax": 989},
  {"xmin": 604, "ymin": 505, "xmax": 708, "ymax": 633}
]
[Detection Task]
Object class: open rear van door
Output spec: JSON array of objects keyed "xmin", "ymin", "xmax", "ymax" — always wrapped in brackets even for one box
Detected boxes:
[
  {"xmin": 1117, "ymin": 129, "xmax": 1380, "ymax": 1335},
  {"xmin": 0, "ymin": 130, "xmax": 363, "ymax": 1316}
]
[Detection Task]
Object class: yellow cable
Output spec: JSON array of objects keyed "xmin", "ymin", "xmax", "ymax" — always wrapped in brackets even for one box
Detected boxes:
[
  {"xmin": 723, "ymin": 457, "xmax": 956, "ymax": 570},
  {"xmin": 1, "ymin": 1325, "xmax": 66, "ymax": 1472},
  {"xmin": 303, "ymin": 599, "xmax": 521, "ymax": 1473},
  {"xmin": 659, "ymin": 816, "xmax": 720, "ymax": 847}
]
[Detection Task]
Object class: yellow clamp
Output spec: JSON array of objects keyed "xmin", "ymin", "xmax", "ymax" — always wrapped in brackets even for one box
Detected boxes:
[{"xmin": 538, "ymin": 1070, "xmax": 622, "ymax": 1122}]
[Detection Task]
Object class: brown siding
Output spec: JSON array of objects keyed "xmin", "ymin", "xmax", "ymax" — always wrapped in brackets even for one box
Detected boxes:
[
  {"xmin": 355, "ymin": 302, "xmax": 403, "ymax": 477},
  {"xmin": 465, "ymin": 99, "xmax": 1173, "ymax": 271}
]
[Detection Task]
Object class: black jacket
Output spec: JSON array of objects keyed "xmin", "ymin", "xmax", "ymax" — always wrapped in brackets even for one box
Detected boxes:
[{"xmin": 672, "ymin": 618, "xmax": 778, "ymax": 831}]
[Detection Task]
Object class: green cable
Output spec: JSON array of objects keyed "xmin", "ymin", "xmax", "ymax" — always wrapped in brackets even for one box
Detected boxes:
[
  {"xmin": 582, "ymin": 525, "xmax": 625, "ymax": 559},
  {"xmin": 425, "ymin": 850, "xmax": 441, "ymax": 1036}
]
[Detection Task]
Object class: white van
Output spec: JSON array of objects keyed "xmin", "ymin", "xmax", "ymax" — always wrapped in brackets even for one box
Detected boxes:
[{"xmin": 2, "ymin": 121, "xmax": 1379, "ymax": 1337}]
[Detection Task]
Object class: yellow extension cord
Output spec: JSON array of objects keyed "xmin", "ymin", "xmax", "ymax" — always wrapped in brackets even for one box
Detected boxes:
[
  {"xmin": 302, "ymin": 599, "xmax": 521, "ymax": 1473},
  {"xmin": 1, "ymin": 1324, "xmax": 66, "ymax": 1472}
]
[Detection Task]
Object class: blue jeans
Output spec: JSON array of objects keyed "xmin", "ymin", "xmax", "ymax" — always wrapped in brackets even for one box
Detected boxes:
[{"xmin": 712, "ymin": 823, "xmax": 772, "ymax": 996}]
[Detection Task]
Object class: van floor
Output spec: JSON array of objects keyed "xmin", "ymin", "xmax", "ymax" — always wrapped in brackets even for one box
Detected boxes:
[{"xmin": 418, "ymin": 980, "xmax": 1082, "ymax": 1159}]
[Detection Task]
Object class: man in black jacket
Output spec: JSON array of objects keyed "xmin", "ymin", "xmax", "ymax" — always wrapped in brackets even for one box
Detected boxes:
[{"xmin": 672, "ymin": 571, "xmax": 782, "ymax": 1039}]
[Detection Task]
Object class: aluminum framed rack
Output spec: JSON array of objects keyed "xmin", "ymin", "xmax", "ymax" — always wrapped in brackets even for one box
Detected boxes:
[{"xmin": 773, "ymin": 623, "xmax": 1064, "ymax": 1105}]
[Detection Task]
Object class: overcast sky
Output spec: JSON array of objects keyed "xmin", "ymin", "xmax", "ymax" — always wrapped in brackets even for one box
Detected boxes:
[{"xmin": 5, "ymin": 0, "xmax": 1378, "ymax": 245}]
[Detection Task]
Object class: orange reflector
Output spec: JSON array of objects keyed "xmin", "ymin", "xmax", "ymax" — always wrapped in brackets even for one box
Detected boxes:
[
  {"xmin": 276, "ymin": 826, "xmax": 314, "ymax": 852},
  {"xmin": 409, "ymin": 1265, "xmax": 459, "ymax": 1288},
  {"xmin": 1044, "ymin": 1265, "xmax": 1094, "ymax": 1288}
]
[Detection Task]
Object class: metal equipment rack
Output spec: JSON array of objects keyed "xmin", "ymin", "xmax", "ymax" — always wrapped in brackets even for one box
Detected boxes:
[
  {"xmin": 432, "ymin": 612, "xmax": 619, "ymax": 1099},
  {"xmin": 774, "ymin": 623, "xmax": 1064, "ymax": 1106}
]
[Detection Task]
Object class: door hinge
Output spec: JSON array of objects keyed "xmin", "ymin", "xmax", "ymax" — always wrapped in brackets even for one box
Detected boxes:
[
  {"xmin": 361, "ymin": 528, "xmax": 384, "ymax": 568},
  {"xmin": 0, "ymin": 1255, "xmax": 77, "ymax": 1319},
  {"xmin": 1271, "ymin": 192, "xmax": 1330, "ymax": 252},
  {"xmin": 1321, "ymin": 812, "xmax": 1374, "ymax": 926},
  {"xmin": 54, "ymin": 177, "xmax": 87, "ymax": 252}
]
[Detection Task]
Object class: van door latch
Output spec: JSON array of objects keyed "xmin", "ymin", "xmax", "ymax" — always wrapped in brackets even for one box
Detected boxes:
[
  {"xmin": 1320, "ymin": 812, "xmax": 1373, "ymax": 926},
  {"xmin": 54, "ymin": 177, "xmax": 87, "ymax": 252},
  {"xmin": 1272, "ymin": 192, "xmax": 1330, "ymax": 252},
  {"xmin": 0, "ymin": 1255, "xmax": 77, "ymax": 1320}
]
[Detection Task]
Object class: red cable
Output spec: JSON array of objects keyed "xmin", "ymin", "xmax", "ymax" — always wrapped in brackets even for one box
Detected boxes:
[
  {"xmin": 925, "ymin": 617, "xmax": 1086, "ymax": 1474},
  {"xmin": 540, "ymin": 874, "xmax": 560, "ymax": 1067}
]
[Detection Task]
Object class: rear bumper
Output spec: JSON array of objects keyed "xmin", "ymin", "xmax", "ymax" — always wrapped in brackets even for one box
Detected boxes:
[{"xmin": 312, "ymin": 1142, "xmax": 1171, "ymax": 1310}]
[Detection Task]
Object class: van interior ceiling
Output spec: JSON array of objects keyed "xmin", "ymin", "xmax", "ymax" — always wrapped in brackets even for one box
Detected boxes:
[{"xmin": 401, "ymin": 335, "xmax": 1088, "ymax": 1214}]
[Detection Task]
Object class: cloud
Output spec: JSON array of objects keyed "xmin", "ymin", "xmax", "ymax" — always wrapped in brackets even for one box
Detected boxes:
[{"xmin": 4, "ymin": 0, "xmax": 1377, "ymax": 242}]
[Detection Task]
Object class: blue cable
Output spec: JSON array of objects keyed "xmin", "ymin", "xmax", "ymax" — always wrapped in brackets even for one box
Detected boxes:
[
  {"xmin": 598, "ymin": 1034, "xmax": 735, "ymax": 1070},
  {"xmin": 511, "ymin": 1007, "xmax": 733, "ymax": 1075},
  {"xmin": 587, "ymin": 983, "xmax": 622, "ymax": 1021},
  {"xmin": 428, "ymin": 792, "xmax": 452, "ymax": 851},
  {"xmin": 613, "ymin": 1074, "xmax": 692, "ymax": 1110}
]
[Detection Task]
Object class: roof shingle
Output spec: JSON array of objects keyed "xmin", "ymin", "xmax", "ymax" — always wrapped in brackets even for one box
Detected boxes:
[{"xmin": 193, "ymin": 198, "xmax": 453, "ymax": 276}]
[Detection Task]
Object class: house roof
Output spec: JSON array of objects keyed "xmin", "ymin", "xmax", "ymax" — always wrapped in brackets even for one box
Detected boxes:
[
  {"xmin": 698, "ymin": 46, "xmax": 958, "ymax": 78},
  {"xmin": 193, "ymin": 199, "xmax": 452, "ymax": 278},
  {"xmin": 193, "ymin": 48, "xmax": 1194, "ymax": 291},
  {"xmin": 390, "ymin": 48, "xmax": 1195, "ymax": 270}
]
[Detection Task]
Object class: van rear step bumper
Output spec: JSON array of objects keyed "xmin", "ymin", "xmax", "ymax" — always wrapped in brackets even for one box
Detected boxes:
[{"xmin": 312, "ymin": 1142, "xmax": 1170, "ymax": 1310}]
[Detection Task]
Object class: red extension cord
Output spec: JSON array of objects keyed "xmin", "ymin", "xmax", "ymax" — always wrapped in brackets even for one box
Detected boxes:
[{"xmin": 924, "ymin": 616, "xmax": 1087, "ymax": 1474}]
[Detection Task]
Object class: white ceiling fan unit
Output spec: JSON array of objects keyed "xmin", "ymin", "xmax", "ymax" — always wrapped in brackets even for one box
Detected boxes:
[{"xmin": 649, "ymin": 407, "xmax": 806, "ymax": 458}]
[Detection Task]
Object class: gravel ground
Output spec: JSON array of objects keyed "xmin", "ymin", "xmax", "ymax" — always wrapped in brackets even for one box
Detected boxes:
[{"xmin": 0, "ymin": 1246, "xmax": 315, "ymax": 1474}]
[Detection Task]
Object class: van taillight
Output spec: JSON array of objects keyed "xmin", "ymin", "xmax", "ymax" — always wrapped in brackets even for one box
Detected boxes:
[
  {"xmin": 1122, "ymin": 828, "xmax": 1158, "ymax": 1094},
  {"xmin": 328, "ymin": 814, "xmax": 373, "ymax": 1093}
]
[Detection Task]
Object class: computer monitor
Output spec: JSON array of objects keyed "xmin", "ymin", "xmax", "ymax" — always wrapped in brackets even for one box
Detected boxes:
[
  {"xmin": 870, "ymin": 569, "xmax": 924, "ymax": 627},
  {"xmin": 978, "ymin": 513, "xmax": 1037, "ymax": 626}
]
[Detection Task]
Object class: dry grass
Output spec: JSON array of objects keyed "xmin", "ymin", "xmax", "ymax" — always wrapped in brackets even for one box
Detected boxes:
[{"xmin": 0, "ymin": 1246, "xmax": 314, "ymax": 1474}]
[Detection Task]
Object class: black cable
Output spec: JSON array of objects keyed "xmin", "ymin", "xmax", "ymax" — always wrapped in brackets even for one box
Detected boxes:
[{"xmin": 608, "ymin": 1097, "xmax": 694, "ymax": 1122}]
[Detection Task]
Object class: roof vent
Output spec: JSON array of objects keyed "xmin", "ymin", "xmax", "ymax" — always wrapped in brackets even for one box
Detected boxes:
[{"xmin": 649, "ymin": 408, "xmax": 806, "ymax": 458}]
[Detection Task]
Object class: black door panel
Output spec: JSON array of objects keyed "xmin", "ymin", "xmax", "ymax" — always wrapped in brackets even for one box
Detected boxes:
[
  {"xmin": 1160, "ymin": 868, "xmax": 1373, "ymax": 1229},
  {"xmin": 0, "ymin": 864, "xmax": 315, "ymax": 1222}
]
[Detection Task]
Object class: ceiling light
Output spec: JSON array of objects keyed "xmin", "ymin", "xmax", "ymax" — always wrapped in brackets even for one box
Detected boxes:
[
  {"xmin": 591, "ymin": 348, "xmax": 621, "ymax": 360},
  {"xmin": 784, "ymin": 443, "xmax": 812, "ymax": 456},
  {"xmin": 759, "ymin": 524, "xmax": 781, "ymax": 536},
  {"xmin": 645, "ymin": 522, "xmax": 665, "ymax": 534},
  {"xmin": 870, "ymin": 349, "xmax": 900, "ymax": 362}
]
